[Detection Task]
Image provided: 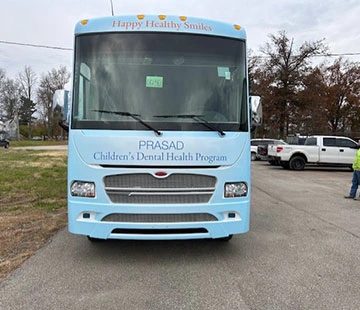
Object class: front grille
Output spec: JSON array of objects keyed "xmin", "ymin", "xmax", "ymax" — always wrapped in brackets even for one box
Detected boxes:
[
  {"xmin": 102, "ymin": 213, "xmax": 218, "ymax": 223},
  {"xmin": 104, "ymin": 173, "xmax": 216, "ymax": 204},
  {"xmin": 111, "ymin": 228, "xmax": 208, "ymax": 235}
]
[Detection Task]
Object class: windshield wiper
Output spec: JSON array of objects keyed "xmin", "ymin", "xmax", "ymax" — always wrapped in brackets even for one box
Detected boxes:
[
  {"xmin": 93, "ymin": 109, "xmax": 162, "ymax": 136},
  {"xmin": 154, "ymin": 114, "xmax": 225, "ymax": 137}
]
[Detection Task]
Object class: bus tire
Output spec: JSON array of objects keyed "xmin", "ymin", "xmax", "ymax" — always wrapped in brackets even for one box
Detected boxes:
[
  {"xmin": 87, "ymin": 236, "xmax": 105, "ymax": 242},
  {"xmin": 217, "ymin": 235, "xmax": 233, "ymax": 241}
]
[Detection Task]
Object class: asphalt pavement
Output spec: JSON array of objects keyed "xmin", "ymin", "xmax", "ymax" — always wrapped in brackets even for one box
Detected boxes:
[{"xmin": 1, "ymin": 161, "xmax": 359, "ymax": 310}]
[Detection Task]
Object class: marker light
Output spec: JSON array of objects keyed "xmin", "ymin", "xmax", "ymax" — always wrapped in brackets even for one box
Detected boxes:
[
  {"xmin": 80, "ymin": 19, "xmax": 89, "ymax": 25},
  {"xmin": 179, "ymin": 16, "xmax": 187, "ymax": 22},
  {"xmin": 224, "ymin": 182, "xmax": 248, "ymax": 197},
  {"xmin": 234, "ymin": 24, "xmax": 241, "ymax": 31},
  {"xmin": 137, "ymin": 14, "xmax": 145, "ymax": 20},
  {"xmin": 71, "ymin": 181, "xmax": 96, "ymax": 197},
  {"xmin": 158, "ymin": 15, "xmax": 166, "ymax": 20}
]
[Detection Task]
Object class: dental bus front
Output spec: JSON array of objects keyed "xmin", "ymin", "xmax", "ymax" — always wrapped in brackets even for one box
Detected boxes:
[{"xmin": 67, "ymin": 14, "xmax": 251, "ymax": 241}]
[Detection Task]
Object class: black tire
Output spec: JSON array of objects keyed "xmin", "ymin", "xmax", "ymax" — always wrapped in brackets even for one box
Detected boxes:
[
  {"xmin": 217, "ymin": 235, "xmax": 233, "ymax": 241},
  {"xmin": 251, "ymin": 152, "xmax": 257, "ymax": 161},
  {"xmin": 289, "ymin": 156, "xmax": 306, "ymax": 170},
  {"xmin": 87, "ymin": 236, "xmax": 105, "ymax": 242},
  {"xmin": 280, "ymin": 161, "xmax": 290, "ymax": 169}
]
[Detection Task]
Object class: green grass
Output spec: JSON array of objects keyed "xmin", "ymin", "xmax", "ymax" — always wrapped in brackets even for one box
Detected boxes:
[
  {"xmin": 0, "ymin": 149, "xmax": 67, "ymax": 212},
  {"xmin": 9, "ymin": 140, "xmax": 68, "ymax": 147}
]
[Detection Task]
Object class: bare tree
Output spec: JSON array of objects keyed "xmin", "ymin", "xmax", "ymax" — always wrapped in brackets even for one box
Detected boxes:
[
  {"xmin": 1, "ymin": 78, "xmax": 21, "ymax": 139},
  {"xmin": 0, "ymin": 68, "xmax": 5, "ymax": 88},
  {"xmin": 18, "ymin": 66, "xmax": 37, "ymax": 100},
  {"xmin": 2, "ymin": 78, "xmax": 21, "ymax": 121},
  {"xmin": 17, "ymin": 66, "xmax": 37, "ymax": 137},
  {"xmin": 37, "ymin": 65, "xmax": 71, "ymax": 136},
  {"xmin": 0, "ymin": 68, "xmax": 7, "ymax": 119}
]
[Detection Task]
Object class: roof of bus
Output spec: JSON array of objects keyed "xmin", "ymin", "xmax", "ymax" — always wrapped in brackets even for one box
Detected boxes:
[{"xmin": 75, "ymin": 15, "xmax": 246, "ymax": 39}]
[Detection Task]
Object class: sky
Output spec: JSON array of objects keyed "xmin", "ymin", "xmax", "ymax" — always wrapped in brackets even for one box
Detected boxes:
[{"xmin": 1, "ymin": 0, "xmax": 360, "ymax": 81}]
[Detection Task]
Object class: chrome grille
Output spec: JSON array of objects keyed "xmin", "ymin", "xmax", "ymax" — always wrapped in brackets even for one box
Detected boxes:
[
  {"xmin": 104, "ymin": 173, "xmax": 216, "ymax": 204},
  {"xmin": 102, "ymin": 213, "xmax": 218, "ymax": 222}
]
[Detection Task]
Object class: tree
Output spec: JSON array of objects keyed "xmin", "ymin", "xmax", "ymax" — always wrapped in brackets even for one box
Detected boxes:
[
  {"xmin": 18, "ymin": 66, "xmax": 37, "ymax": 101},
  {"xmin": 254, "ymin": 31, "xmax": 327, "ymax": 138},
  {"xmin": 19, "ymin": 96, "xmax": 37, "ymax": 125},
  {"xmin": 37, "ymin": 65, "xmax": 71, "ymax": 136},
  {"xmin": 320, "ymin": 58, "xmax": 360, "ymax": 134},
  {"xmin": 0, "ymin": 68, "xmax": 7, "ymax": 119},
  {"xmin": 0, "ymin": 68, "xmax": 5, "ymax": 91},
  {"xmin": 17, "ymin": 66, "xmax": 37, "ymax": 137},
  {"xmin": 0, "ymin": 78, "xmax": 21, "ymax": 139},
  {"xmin": 248, "ymin": 49, "xmax": 263, "ymax": 96},
  {"xmin": 1, "ymin": 78, "xmax": 20, "ymax": 121}
]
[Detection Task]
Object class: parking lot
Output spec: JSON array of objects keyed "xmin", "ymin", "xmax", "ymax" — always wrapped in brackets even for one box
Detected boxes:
[{"xmin": 1, "ymin": 160, "xmax": 360, "ymax": 310}]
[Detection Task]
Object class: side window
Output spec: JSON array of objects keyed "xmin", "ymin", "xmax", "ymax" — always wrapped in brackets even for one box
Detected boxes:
[
  {"xmin": 304, "ymin": 137, "xmax": 317, "ymax": 145},
  {"xmin": 75, "ymin": 63, "xmax": 91, "ymax": 120},
  {"xmin": 272, "ymin": 140, "xmax": 282, "ymax": 145},
  {"xmin": 323, "ymin": 138, "xmax": 336, "ymax": 147},
  {"xmin": 252, "ymin": 140, "xmax": 264, "ymax": 146},
  {"xmin": 337, "ymin": 138, "xmax": 357, "ymax": 148}
]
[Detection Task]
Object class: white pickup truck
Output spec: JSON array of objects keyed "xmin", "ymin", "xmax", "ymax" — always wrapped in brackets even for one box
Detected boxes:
[{"xmin": 267, "ymin": 135, "xmax": 358, "ymax": 170}]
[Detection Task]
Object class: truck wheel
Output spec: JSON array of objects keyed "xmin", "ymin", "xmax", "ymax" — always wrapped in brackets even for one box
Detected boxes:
[
  {"xmin": 289, "ymin": 156, "xmax": 305, "ymax": 170},
  {"xmin": 251, "ymin": 152, "xmax": 257, "ymax": 161},
  {"xmin": 280, "ymin": 161, "xmax": 290, "ymax": 169}
]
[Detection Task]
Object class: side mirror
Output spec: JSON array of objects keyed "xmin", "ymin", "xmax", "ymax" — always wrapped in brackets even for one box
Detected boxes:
[
  {"xmin": 250, "ymin": 95, "xmax": 262, "ymax": 132},
  {"xmin": 53, "ymin": 89, "xmax": 71, "ymax": 132}
]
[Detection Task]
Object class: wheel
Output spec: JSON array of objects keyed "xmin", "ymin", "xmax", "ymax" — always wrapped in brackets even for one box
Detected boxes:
[
  {"xmin": 289, "ymin": 156, "xmax": 306, "ymax": 170},
  {"xmin": 216, "ymin": 235, "xmax": 233, "ymax": 241},
  {"xmin": 271, "ymin": 159, "xmax": 280, "ymax": 166},
  {"xmin": 280, "ymin": 161, "xmax": 290, "ymax": 169},
  {"xmin": 87, "ymin": 236, "xmax": 105, "ymax": 242},
  {"xmin": 251, "ymin": 152, "xmax": 257, "ymax": 161}
]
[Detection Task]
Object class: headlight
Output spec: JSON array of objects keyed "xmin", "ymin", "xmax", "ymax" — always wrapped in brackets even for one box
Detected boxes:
[
  {"xmin": 71, "ymin": 181, "xmax": 95, "ymax": 197},
  {"xmin": 224, "ymin": 182, "xmax": 248, "ymax": 197}
]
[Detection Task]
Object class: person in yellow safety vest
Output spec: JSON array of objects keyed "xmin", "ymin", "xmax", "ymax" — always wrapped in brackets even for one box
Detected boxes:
[{"xmin": 345, "ymin": 139, "xmax": 360, "ymax": 200}]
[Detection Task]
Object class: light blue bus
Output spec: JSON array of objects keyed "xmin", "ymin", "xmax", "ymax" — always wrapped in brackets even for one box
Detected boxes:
[{"xmin": 65, "ymin": 14, "xmax": 251, "ymax": 241}]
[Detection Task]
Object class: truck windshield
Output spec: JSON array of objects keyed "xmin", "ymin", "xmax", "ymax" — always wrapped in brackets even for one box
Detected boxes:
[{"xmin": 72, "ymin": 32, "xmax": 247, "ymax": 131}]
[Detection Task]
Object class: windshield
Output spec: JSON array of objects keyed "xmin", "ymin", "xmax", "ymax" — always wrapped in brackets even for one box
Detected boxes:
[{"xmin": 72, "ymin": 32, "xmax": 247, "ymax": 131}]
